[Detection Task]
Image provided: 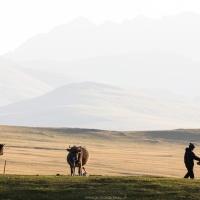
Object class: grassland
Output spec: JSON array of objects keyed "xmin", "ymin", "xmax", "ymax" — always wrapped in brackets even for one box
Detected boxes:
[
  {"xmin": 1, "ymin": 175, "xmax": 200, "ymax": 200},
  {"xmin": 1, "ymin": 126, "xmax": 200, "ymax": 199},
  {"xmin": 1, "ymin": 126, "xmax": 200, "ymax": 177}
]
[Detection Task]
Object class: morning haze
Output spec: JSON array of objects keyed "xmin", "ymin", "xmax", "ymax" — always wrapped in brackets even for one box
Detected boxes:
[
  {"xmin": 1, "ymin": 1, "xmax": 200, "ymax": 188},
  {"xmin": 1, "ymin": 12, "xmax": 200, "ymax": 130}
]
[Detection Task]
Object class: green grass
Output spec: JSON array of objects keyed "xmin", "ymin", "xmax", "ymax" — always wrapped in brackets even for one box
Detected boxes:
[{"xmin": 0, "ymin": 175, "xmax": 200, "ymax": 200}]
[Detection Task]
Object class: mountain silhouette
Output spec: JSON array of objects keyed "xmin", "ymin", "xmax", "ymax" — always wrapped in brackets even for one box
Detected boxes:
[{"xmin": 4, "ymin": 13, "xmax": 200, "ymax": 62}]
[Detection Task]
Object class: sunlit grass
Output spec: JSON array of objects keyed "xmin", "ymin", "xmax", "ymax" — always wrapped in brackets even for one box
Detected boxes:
[{"xmin": 0, "ymin": 175, "xmax": 200, "ymax": 200}]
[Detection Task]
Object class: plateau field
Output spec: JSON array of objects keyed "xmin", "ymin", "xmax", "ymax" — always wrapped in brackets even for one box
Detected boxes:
[{"xmin": 1, "ymin": 125, "xmax": 200, "ymax": 178}]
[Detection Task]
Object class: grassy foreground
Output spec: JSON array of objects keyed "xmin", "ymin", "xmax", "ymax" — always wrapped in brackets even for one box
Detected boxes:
[{"xmin": 0, "ymin": 175, "xmax": 200, "ymax": 200}]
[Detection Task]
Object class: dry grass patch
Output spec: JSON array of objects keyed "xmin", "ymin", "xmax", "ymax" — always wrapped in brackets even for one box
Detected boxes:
[{"xmin": 0, "ymin": 126, "xmax": 200, "ymax": 177}]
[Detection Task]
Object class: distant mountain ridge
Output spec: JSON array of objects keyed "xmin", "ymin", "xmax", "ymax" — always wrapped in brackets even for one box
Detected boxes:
[
  {"xmin": 4, "ymin": 12, "xmax": 200, "ymax": 62},
  {"xmin": 18, "ymin": 51, "xmax": 200, "ymax": 97},
  {"xmin": 2, "ymin": 12, "xmax": 200, "ymax": 130},
  {"xmin": 0, "ymin": 82, "xmax": 200, "ymax": 130}
]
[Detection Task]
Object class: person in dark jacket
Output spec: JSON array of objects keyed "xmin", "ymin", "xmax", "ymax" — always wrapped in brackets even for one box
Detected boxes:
[{"xmin": 184, "ymin": 143, "xmax": 200, "ymax": 178}]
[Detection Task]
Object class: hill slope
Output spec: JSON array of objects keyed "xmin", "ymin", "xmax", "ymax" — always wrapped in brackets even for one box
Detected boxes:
[
  {"xmin": 1, "ymin": 125, "xmax": 200, "ymax": 177},
  {"xmin": 0, "ymin": 82, "xmax": 200, "ymax": 130},
  {"xmin": 0, "ymin": 58, "xmax": 53, "ymax": 106}
]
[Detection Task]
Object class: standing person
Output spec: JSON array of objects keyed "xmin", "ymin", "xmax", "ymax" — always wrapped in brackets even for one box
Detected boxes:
[{"xmin": 184, "ymin": 143, "xmax": 200, "ymax": 179}]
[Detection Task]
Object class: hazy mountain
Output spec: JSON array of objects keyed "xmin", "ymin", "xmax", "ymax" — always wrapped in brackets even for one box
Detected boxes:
[
  {"xmin": 0, "ymin": 82, "xmax": 199, "ymax": 130},
  {"xmin": 4, "ymin": 12, "xmax": 200, "ymax": 62},
  {"xmin": 0, "ymin": 58, "xmax": 53, "ymax": 106},
  {"xmin": 15, "ymin": 66, "xmax": 75, "ymax": 87},
  {"xmin": 18, "ymin": 51, "xmax": 200, "ymax": 98}
]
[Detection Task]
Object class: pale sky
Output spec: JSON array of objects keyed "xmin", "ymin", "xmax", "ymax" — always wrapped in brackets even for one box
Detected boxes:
[{"xmin": 0, "ymin": 0, "xmax": 200, "ymax": 55}]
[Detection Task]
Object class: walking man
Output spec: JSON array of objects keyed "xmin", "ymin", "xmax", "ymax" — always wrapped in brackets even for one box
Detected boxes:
[{"xmin": 184, "ymin": 143, "xmax": 200, "ymax": 179}]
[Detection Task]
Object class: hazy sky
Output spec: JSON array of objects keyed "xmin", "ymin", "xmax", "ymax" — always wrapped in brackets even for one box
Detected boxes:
[{"xmin": 0, "ymin": 0, "xmax": 200, "ymax": 55}]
